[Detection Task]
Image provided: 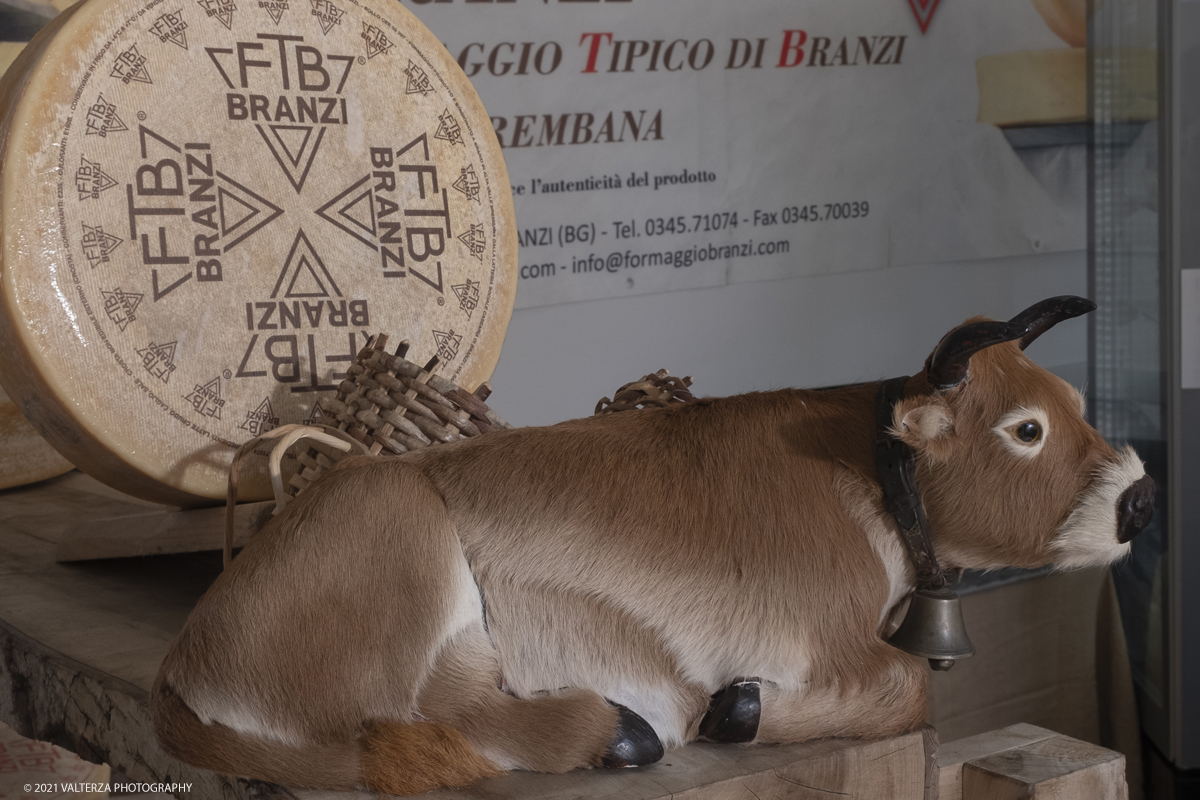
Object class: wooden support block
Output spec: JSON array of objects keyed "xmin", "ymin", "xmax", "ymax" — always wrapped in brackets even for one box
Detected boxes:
[
  {"xmin": 939, "ymin": 723, "xmax": 1056, "ymax": 799},
  {"xmin": 939, "ymin": 723, "xmax": 1127, "ymax": 800}
]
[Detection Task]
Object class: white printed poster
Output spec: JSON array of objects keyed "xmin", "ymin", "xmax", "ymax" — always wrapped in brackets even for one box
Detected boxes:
[{"xmin": 404, "ymin": 0, "xmax": 1087, "ymax": 308}]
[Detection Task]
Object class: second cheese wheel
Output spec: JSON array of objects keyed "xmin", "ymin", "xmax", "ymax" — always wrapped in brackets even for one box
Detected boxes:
[
  {"xmin": 0, "ymin": 385, "xmax": 75, "ymax": 490},
  {"xmin": 0, "ymin": 0, "xmax": 516, "ymax": 505},
  {"xmin": 0, "ymin": 41, "xmax": 77, "ymax": 491}
]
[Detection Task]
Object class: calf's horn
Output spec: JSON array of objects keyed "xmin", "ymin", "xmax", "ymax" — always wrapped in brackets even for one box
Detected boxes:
[
  {"xmin": 926, "ymin": 295, "xmax": 1096, "ymax": 391},
  {"xmin": 1010, "ymin": 295, "xmax": 1097, "ymax": 350},
  {"xmin": 926, "ymin": 320, "xmax": 1024, "ymax": 392}
]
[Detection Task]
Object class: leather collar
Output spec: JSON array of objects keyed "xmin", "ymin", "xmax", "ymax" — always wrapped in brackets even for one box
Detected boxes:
[{"xmin": 874, "ymin": 376, "xmax": 950, "ymax": 591}]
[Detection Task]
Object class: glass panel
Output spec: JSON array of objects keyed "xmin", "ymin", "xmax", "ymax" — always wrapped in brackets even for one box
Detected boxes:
[{"xmin": 1089, "ymin": 0, "xmax": 1168, "ymax": 734}]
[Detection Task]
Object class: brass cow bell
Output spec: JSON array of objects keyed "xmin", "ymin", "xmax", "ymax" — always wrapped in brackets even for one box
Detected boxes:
[{"xmin": 888, "ymin": 587, "xmax": 976, "ymax": 671}]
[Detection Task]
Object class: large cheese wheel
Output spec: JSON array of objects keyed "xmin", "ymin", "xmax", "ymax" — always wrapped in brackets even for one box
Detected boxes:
[{"xmin": 0, "ymin": 0, "xmax": 516, "ymax": 505}]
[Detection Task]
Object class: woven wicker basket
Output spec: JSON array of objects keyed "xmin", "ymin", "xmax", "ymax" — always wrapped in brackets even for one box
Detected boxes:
[
  {"xmin": 287, "ymin": 334, "xmax": 511, "ymax": 498},
  {"xmin": 594, "ymin": 369, "xmax": 695, "ymax": 414}
]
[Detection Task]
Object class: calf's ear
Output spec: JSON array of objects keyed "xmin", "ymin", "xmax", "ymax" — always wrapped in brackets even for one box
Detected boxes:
[{"xmin": 890, "ymin": 396, "xmax": 955, "ymax": 459}]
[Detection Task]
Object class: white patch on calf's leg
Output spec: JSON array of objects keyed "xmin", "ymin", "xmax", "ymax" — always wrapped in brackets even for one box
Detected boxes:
[
  {"xmin": 603, "ymin": 682, "xmax": 694, "ymax": 748},
  {"xmin": 474, "ymin": 745, "xmax": 521, "ymax": 771},
  {"xmin": 1052, "ymin": 446, "xmax": 1145, "ymax": 569},
  {"xmin": 184, "ymin": 686, "xmax": 302, "ymax": 747},
  {"xmin": 445, "ymin": 546, "xmax": 488, "ymax": 647}
]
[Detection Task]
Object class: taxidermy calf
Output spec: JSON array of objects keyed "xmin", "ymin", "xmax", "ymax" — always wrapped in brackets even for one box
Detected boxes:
[{"xmin": 152, "ymin": 296, "xmax": 1154, "ymax": 795}]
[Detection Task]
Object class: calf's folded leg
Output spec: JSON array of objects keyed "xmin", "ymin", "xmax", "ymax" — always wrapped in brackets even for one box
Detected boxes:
[
  {"xmin": 417, "ymin": 624, "xmax": 664, "ymax": 771},
  {"xmin": 753, "ymin": 649, "xmax": 927, "ymax": 743}
]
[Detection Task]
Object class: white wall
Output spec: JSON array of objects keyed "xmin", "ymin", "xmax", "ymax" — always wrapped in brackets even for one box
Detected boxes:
[{"xmin": 486, "ymin": 250, "xmax": 1089, "ymax": 427}]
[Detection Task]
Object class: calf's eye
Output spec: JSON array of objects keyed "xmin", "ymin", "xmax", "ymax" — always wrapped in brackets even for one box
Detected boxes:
[{"xmin": 1016, "ymin": 421, "xmax": 1041, "ymax": 443}]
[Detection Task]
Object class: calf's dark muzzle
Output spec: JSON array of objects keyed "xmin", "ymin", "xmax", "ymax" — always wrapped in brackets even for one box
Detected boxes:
[{"xmin": 1117, "ymin": 474, "xmax": 1155, "ymax": 544}]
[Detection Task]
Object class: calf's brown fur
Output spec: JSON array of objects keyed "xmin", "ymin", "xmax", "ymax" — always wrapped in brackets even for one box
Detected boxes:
[{"xmin": 152, "ymin": 301, "xmax": 1146, "ymax": 793}]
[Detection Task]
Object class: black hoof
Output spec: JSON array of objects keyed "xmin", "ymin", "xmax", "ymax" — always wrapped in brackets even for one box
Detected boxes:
[
  {"xmin": 698, "ymin": 679, "xmax": 761, "ymax": 743},
  {"xmin": 601, "ymin": 704, "xmax": 665, "ymax": 768}
]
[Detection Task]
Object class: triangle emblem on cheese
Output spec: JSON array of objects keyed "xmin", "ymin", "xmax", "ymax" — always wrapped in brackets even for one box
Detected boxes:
[
  {"xmin": 272, "ymin": 229, "xmax": 342, "ymax": 299},
  {"xmin": 214, "ymin": 170, "xmax": 284, "ymax": 251},
  {"xmin": 336, "ymin": 186, "xmax": 376, "ymax": 238},
  {"xmin": 85, "ymin": 95, "xmax": 127, "ymax": 138},
  {"xmin": 452, "ymin": 165, "xmax": 481, "ymax": 203},
  {"xmin": 451, "ymin": 279, "xmax": 480, "ymax": 320},
  {"xmin": 433, "ymin": 329, "xmax": 461, "ymax": 362},
  {"xmin": 239, "ymin": 398, "xmax": 280, "ymax": 436},
  {"xmin": 457, "ymin": 223, "xmax": 486, "ymax": 263},
  {"xmin": 362, "ymin": 23, "xmax": 394, "ymax": 59},
  {"xmin": 310, "ymin": 0, "xmax": 343, "ymax": 34},
  {"xmin": 218, "ymin": 188, "xmax": 258, "ymax": 235},
  {"xmin": 151, "ymin": 11, "xmax": 189, "ymax": 49},
  {"xmin": 81, "ymin": 224, "xmax": 123, "ymax": 268},
  {"xmin": 405, "ymin": 60, "xmax": 433, "ymax": 96},
  {"xmin": 285, "ymin": 255, "xmax": 331, "ymax": 298},
  {"xmin": 255, "ymin": 124, "xmax": 325, "ymax": 193},
  {"xmin": 76, "ymin": 157, "xmax": 118, "ymax": 201},
  {"xmin": 435, "ymin": 109, "xmax": 464, "ymax": 147},
  {"xmin": 269, "ymin": 125, "xmax": 313, "ymax": 168},
  {"xmin": 101, "ymin": 288, "xmax": 143, "ymax": 331},
  {"xmin": 111, "ymin": 45, "xmax": 152, "ymax": 85},
  {"xmin": 136, "ymin": 341, "xmax": 178, "ymax": 384},
  {"xmin": 315, "ymin": 175, "xmax": 381, "ymax": 251},
  {"xmin": 184, "ymin": 377, "xmax": 224, "ymax": 420},
  {"xmin": 260, "ymin": 0, "xmax": 289, "ymax": 24},
  {"xmin": 196, "ymin": 0, "xmax": 236, "ymax": 29}
]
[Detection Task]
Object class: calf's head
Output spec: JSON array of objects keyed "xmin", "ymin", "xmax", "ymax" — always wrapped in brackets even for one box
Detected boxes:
[{"xmin": 888, "ymin": 296, "xmax": 1153, "ymax": 571}]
